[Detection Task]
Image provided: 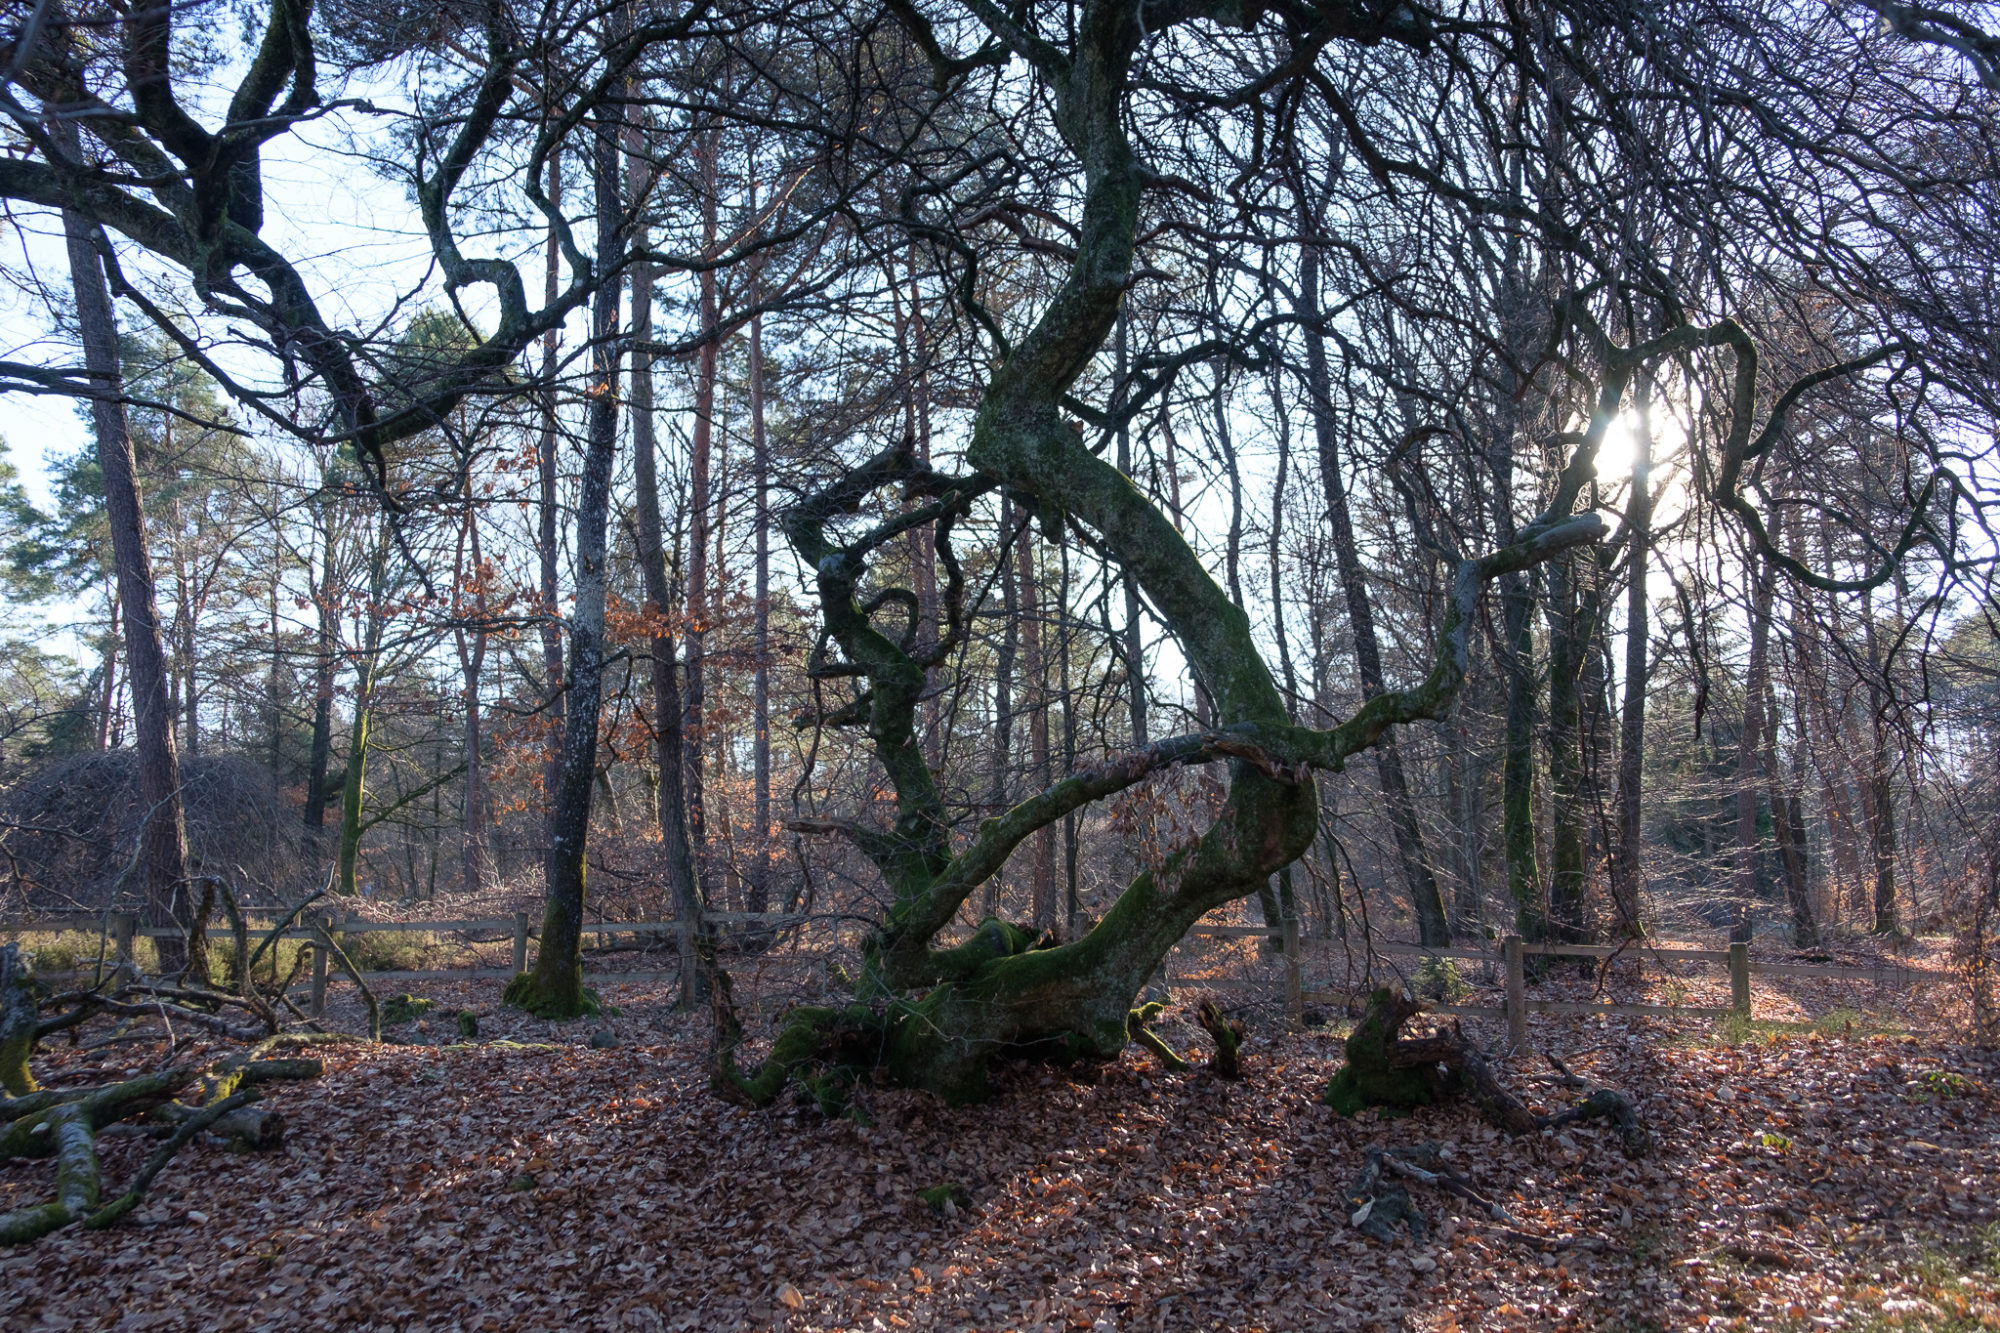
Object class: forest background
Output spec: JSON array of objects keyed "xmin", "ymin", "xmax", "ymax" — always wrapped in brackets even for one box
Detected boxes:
[{"xmin": 0, "ymin": 0, "xmax": 1996, "ymax": 1039}]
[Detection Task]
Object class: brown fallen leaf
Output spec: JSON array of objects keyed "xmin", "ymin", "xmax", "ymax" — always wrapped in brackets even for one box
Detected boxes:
[{"xmin": 776, "ymin": 1281, "xmax": 805, "ymax": 1310}]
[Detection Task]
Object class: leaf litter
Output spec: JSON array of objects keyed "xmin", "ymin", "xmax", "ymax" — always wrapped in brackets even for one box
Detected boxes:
[{"xmin": 3, "ymin": 973, "xmax": 1997, "ymax": 1332}]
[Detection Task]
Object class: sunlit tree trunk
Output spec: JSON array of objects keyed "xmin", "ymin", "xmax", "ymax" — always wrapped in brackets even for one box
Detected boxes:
[
  {"xmin": 1609, "ymin": 380, "xmax": 1654, "ymax": 937},
  {"xmin": 336, "ymin": 532, "xmax": 388, "ymax": 900}
]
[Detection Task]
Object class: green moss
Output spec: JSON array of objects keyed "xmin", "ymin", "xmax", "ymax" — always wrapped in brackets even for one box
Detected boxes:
[
  {"xmin": 1322, "ymin": 988, "xmax": 1448, "ymax": 1117},
  {"xmin": 1413, "ymin": 956, "xmax": 1470, "ymax": 1003},
  {"xmin": 918, "ymin": 1183, "xmax": 970, "ymax": 1215},
  {"xmin": 380, "ymin": 993, "xmax": 434, "ymax": 1025},
  {"xmin": 502, "ymin": 971, "xmax": 602, "ymax": 1020}
]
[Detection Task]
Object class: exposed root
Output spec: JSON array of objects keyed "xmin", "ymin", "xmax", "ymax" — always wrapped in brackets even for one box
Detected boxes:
[
  {"xmin": 709, "ymin": 968, "xmax": 873, "ymax": 1118},
  {"xmin": 1324, "ymin": 987, "xmax": 1650, "ymax": 1158},
  {"xmin": 1196, "ymin": 999, "xmax": 1245, "ymax": 1079},
  {"xmin": 1127, "ymin": 1001, "xmax": 1188, "ymax": 1073}
]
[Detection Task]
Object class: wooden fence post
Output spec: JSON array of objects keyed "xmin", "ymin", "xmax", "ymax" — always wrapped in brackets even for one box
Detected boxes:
[
  {"xmin": 310, "ymin": 914, "xmax": 332, "ymax": 1017},
  {"xmin": 1282, "ymin": 914, "xmax": 1303, "ymax": 1023},
  {"xmin": 1504, "ymin": 934, "xmax": 1527, "ymax": 1053},
  {"xmin": 110, "ymin": 912, "xmax": 135, "ymax": 974},
  {"xmin": 1729, "ymin": 942, "xmax": 1751, "ymax": 1020},
  {"xmin": 513, "ymin": 911, "xmax": 529, "ymax": 975}
]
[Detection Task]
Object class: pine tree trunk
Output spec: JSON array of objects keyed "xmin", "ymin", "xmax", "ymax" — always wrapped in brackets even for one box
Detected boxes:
[
  {"xmin": 627, "ymin": 118, "xmax": 708, "ymax": 999},
  {"xmin": 683, "ymin": 127, "xmax": 722, "ymax": 876},
  {"xmin": 59, "ymin": 180, "xmax": 192, "ymax": 974}
]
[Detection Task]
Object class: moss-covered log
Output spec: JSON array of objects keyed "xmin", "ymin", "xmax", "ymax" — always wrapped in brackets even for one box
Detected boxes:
[{"xmin": 0, "ymin": 1032, "xmax": 328, "ymax": 1243}]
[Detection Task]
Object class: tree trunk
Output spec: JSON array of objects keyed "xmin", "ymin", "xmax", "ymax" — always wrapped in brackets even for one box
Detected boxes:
[
  {"xmin": 985, "ymin": 497, "xmax": 1019, "ymax": 918},
  {"xmin": 683, "ymin": 126, "xmax": 722, "ymax": 873},
  {"xmin": 337, "ymin": 528, "xmax": 389, "ymax": 899},
  {"xmin": 508, "ymin": 87, "xmax": 624, "ymax": 1019},
  {"xmin": 1864, "ymin": 593, "xmax": 1899, "ymax": 934},
  {"xmin": 305, "ymin": 500, "xmax": 336, "ymax": 832},
  {"xmin": 1766, "ymin": 678, "xmax": 1816, "ymax": 948},
  {"xmin": 1116, "ymin": 312, "xmax": 1147, "ymax": 750},
  {"xmin": 749, "ymin": 265, "xmax": 773, "ymax": 917},
  {"xmin": 1609, "ymin": 381, "xmax": 1653, "ymax": 937},
  {"xmin": 627, "ymin": 118, "xmax": 709, "ymax": 1001},
  {"xmin": 1501, "ymin": 570, "xmax": 1543, "ymax": 941},
  {"xmin": 456, "ymin": 504, "xmax": 488, "ymax": 897},
  {"xmin": 96, "ymin": 590, "xmax": 118, "ymax": 753},
  {"xmin": 59, "ymin": 179, "xmax": 191, "ymax": 974},
  {"xmin": 1298, "ymin": 245, "xmax": 1450, "ymax": 946},
  {"xmin": 1017, "ymin": 529, "xmax": 1055, "ymax": 930},
  {"xmin": 1732, "ymin": 555, "xmax": 1775, "ymax": 946},
  {"xmin": 538, "ymin": 145, "xmax": 567, "ymax": 823},
  {"xmin": 1545, "ymin": 551, "xmax": 1589, "ymax": 944}
]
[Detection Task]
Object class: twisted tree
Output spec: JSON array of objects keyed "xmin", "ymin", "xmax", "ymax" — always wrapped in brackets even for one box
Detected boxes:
[{"xmin": 711, "ymin": 0, "xmax": 1993, "ymax": 1102}]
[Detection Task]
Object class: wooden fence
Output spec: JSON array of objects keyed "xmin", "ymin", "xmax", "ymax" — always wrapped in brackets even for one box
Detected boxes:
[
  {"xmin": 0, "ymin": 910, "xmax": 806, "ymax": 1016},
  {"xmin": 3, "ymin": 912, "xmax": 1953, "ymax": 1038},
  {"xmin": 1163, "ymin": 926, "xmax": 1950, "ymax": 1048}
]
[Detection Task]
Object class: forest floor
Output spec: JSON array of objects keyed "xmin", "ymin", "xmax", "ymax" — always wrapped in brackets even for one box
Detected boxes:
[{"xmin": 4, "ymin": 941, "xmax": 1998, "ymax": 1332}]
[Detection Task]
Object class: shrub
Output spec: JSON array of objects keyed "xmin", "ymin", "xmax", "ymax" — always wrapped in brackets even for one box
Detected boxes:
[{"xmin": 1413, "ymin": 955, "xmax": 1470, "ymax": 1003}]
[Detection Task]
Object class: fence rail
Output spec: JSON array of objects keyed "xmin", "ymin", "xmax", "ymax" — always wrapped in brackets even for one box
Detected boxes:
[{"xmin": 3, "ymin": 912, "xmax": 1951, "ymax": 1039}]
